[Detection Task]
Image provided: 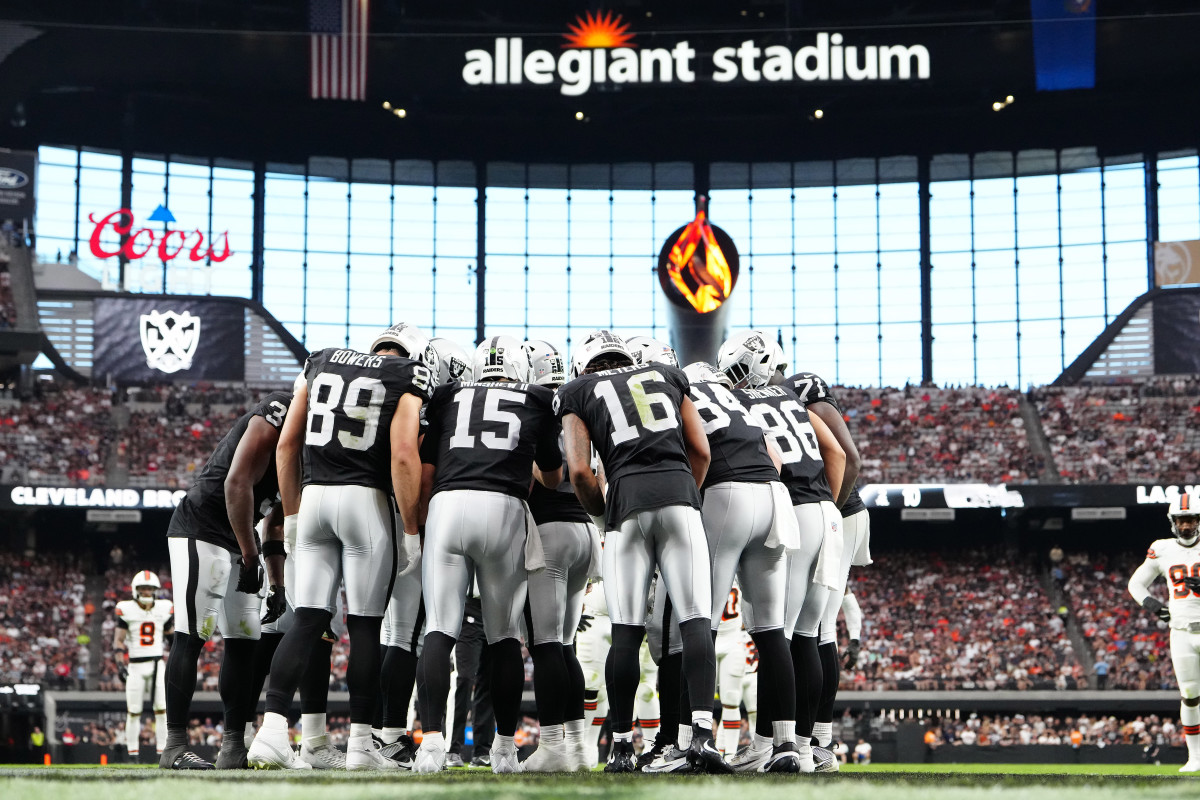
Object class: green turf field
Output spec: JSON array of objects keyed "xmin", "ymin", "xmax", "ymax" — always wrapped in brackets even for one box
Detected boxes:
[{"xmin": 2, "ymin": 763, "xmax": 1198, "ymax": 800}]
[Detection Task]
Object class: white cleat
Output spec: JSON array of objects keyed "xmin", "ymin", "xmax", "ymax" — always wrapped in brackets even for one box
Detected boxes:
[
  {"xmin": 490, "ymin": 741, "xmax": 523, "ymax": 774},
  {"xmin": 246, "ymin": 727, "xmax": 311, "ymax": 770},
  {"xmin": 521, "ymin": 741, "xmax": 574, "ymax": 773},
  {"xmin": 582, "ymin": 746, "xmax": 600, "ymax": 771},
  {"xmin": 728, "ymin": 743, "xmax": 772, "ymax": 773},
  {"xmin": 414, "ymin": 740, "xmax": 447, "ymax": 774},
  {"xmin": 1180, "ymin": 759, "xmax": 1200, "ymax": 773},
  {"xmin": 346, "ymin": 736, "xmax": 399, "ymax": 770},
  {"xmin": 299, "ymin": 735, "xmax": 346, "ymax": 770},
  {"xmin": 811, "ymin": 745, "xmax": 835, "ymax": 772}
]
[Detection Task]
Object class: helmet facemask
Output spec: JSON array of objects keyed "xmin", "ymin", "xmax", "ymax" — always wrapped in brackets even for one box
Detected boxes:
[{"xmin": 1173, "ymin": 513, "xmax": 1200, "ymax": 547}]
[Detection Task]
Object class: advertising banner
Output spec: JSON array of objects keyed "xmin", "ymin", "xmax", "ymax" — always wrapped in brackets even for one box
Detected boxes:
[
  {"xmin": 1152, "ymin": 291, "xmax": 1200, "ymax": 374},
  {"xmin": 92, "ymin": 296, "xmax": 245, "ymax": 382},
  {"xmin": 0, "ymin": 149, "xmax": 35, "ymax": 223},
  {"xmin": 1154, "ymin": 240, "xmax": 1200, "ymax": 287}
]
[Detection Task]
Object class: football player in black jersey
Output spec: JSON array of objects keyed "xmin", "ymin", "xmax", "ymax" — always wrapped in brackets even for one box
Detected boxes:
[
  {"xmin": 776, "ymin": 358, "xmax": 872, "ymax": 771},
  {"xmin": 159, "ymin": 390, "xmax": 292, "ymax": 771},
  {"xmin": 718, "ymin": 331, "xmax": 845, "ymax": 773},
  {"xmin": 556, "ymin": 330, "xmax": 727, "ymax": 775},
  {"xmin": 247, "ymin": 325, "xmax": 432, "ymax": 770},
  {"xmin": 520, "ymin": 339, "xmax": 599, "ymax": 772},
  {"xmin": 413, "ymin": 335, "xmax": 563, "ymax": 774}
]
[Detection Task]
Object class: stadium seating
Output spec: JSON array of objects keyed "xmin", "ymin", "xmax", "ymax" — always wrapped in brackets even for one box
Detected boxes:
[
  {"xmin": 932, "ymin": 712, "xmax": 1182, "ymax": 748},
  {"xmin": 0, "ymin": 386, "xmax": 112, "ymax": 485},
  {"xmin": 0, "ymin": 551, "xmax": 92, "ymax": 688},
  {"xmin": 840, "ymin": 549, "xmax": 1088, "ymax": 691}
]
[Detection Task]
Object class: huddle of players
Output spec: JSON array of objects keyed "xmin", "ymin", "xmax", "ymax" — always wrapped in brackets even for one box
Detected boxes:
[{"xmin": 147, "ymin": 322, "xmax": 870, "ymax": 774}]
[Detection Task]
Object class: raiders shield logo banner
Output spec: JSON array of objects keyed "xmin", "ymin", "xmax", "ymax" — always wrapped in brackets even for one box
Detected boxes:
[{"xmin": 93, "ymin": 297, "xmax": 244, "ymax": 381}]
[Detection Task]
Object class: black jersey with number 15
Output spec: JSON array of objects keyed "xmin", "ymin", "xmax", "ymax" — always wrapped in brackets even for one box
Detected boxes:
[
  {"xmin": 420, "ymin": 380, "xmax": 562, "ymax": 500},
  {"xmin": 784, "ymin": 371, "xmax": 865, "ymax": 516},
  {"xmin": 555, "ymin": 363, "xmax": 701, "ymax": 528},
  {"xmin": 733, "ymin": 384, "xmax": 833, "ymax": 506},
  {"xmin": 301, "ymin": 348, "xmax": 433, "ymax": 492},
  {"xmin": 166, "ymin": 391, "xmax": 292, "ymax": 554}
]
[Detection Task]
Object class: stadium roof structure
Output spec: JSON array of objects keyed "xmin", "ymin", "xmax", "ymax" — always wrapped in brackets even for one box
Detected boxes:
[{"xmin": 0, "ymin": 1, "xmax": 1197, "ymax": 166}]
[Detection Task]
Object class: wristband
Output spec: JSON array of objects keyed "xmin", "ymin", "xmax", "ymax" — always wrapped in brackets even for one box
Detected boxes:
[{"xmin": 262, "ymin": 539, "xmax": 286, "ymax": 558}]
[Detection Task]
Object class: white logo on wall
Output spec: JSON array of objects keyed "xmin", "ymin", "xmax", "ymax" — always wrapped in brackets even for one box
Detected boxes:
[{"xmin": 140, "ymin": 310, "xmax": 201, "ymax": 374}]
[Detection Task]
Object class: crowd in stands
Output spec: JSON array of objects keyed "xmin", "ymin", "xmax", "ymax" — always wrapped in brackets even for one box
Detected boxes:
[
  {"xmin": 0, "ymin": 551, "xmax": 93, "ymax": 688},
  {"xmin": 840, "ymin": 548, "xmax": 1087, "ymax": 691},
  {"xmin": 0, "ymin": 266, "xmax": 16, "ymax": 330},
  {"xmin": 929, "ymin": 713, "xmax": 1184, "ymax": 748},
  {"xmin": 1034, "ymin": 377, "xmax": 1200, "ymax": 484},
  {"xmin": 0, "ymin": 385, "xmax": 112, "ymax": 485},
  {"xmin": 1055, "ymin": 550, "xmax": 1174, "ymax": 691},
  {"xmin": 836, "ymin": 385, "xmax": 1043, "ymax": 484}
]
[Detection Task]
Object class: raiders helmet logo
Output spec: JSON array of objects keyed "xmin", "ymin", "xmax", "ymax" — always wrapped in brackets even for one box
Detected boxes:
[
  {"xmin": 745, "ymin": 334, "xmax": 766, "ymax": 351},
  {"xmin": 448, "ymin": 356, "xmax": 468, "ymax": 379},
  {"xmin": 140, "ymin": 309, "xmax": 201, "ymax": 374}
]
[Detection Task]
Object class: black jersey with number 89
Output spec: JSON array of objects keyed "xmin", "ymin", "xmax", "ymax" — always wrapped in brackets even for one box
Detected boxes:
[
  {"xmin": 733, "ymin": 384, "xmax": 833, "ymax": 505},
  {"xmin": 301, "ymin": 348, "xmax": 433, "ymax": 492},
  {"xmin": 420, "ymin": 380, "xmax": 562, "ymax": 500},
  {"xmin": 555, "ymin": 363, "xmax": 701, "ymax": 527},
  {"xmin": 689, "ymin": 381, "xmax": 778, "ymax": 491}
]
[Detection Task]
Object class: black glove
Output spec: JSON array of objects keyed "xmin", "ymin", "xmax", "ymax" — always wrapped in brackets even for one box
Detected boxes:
[
  {"xmin": 236, "ymin": 556, "xmax": 264, "ymax": 595},
  {"xmin": 1143, "ymin": 596, "xmax": 1171, "ymax": 622},
  {"xmin": 1184, "ymin": 576, "xmax": 1200, "ymax": 596},
  {"xmin": 117, "ymin": 662, "xmax": 128, "ymax": 682},
  {"xmin": 577, "ymin": 614, "xmax": 594, "ymax": 633},
  {"xmin": 844, "ymin": 639, "xmax": 862, "ymax": 669},
  {"xmin": 261, "ymin": 585, "xmax": 287, "ymax": 624}
]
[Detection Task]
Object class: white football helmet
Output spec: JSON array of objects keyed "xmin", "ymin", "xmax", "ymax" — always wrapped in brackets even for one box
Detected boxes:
[
  {"xmin": 626, "ymin": 336, "xmax": 679, "ymax": 368},
  {"xmin": 683, "ymin": 361, "xmax": 733, "ymax": 388},
  {"xmin": 570, "ymin": 330, "xmax": 635, "ymax": 379},
  {"xmin": 523, "ymin": 340, "xmax": 566, "ymax": 387},
  {"xmin": 771, "ymin": 340, "xmax": 788, "ymax": 379},
  {"xmin": 428, "ymin": 337, "xmax": 473, "ymax": 386},
  {"xmin": 1169, "ymin": 493, "xmax": 1200, "ymax": 546},
  {"xmin": 717, "ymin": 330, "xmax": 778, "ymax": 389},
  {"xmin": 369, "ymin": 322, "xmax": 438, "ymax": 373},
  {"xmin": 131, "ymin": 570, "xmax": 160, "ymax": 608},
  {"xmin": 473, "ymin": 335, "xmax": 530, "ymax": 383}
]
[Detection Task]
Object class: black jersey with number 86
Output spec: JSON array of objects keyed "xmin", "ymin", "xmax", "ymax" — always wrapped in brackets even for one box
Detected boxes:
[{"xmin": 732, "ymin": 384, "xmax": 833, "ymax": 505}]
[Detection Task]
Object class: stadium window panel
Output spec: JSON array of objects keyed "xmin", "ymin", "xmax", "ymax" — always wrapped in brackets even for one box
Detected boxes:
[
  {"xmin": 390, "ymin": 255, "xmax": 436, "ymax": 332},
  {"xmin": 525, "ymin": 255, "xmax": 571, "ymax": 330},
  {"xmin": 348, "ymin": 254, "xmax": 392, "ymax": 329},
  {"xmin": 483, "ymin": 254, "xmax": 528, "ymax": 330},
  {"xmin": 793, "ymin": 186, "xmax": 835, "ymax": 256},
  {"xmin": 878, "ymin": 250, "xmax": 921, "ymax": 326},
  {"xmin": 973, "ymin": 321, "xmax": 1019, "ymax": 387},
  {"xmin": 835, "ymin": 322, "xmax": 882, "ymax": 387},
  {"xmin": 568, "ymin": 189, "xmax": 613, "ymax": 258},
  {"xmin": 836, "ymin": 251, "xmax": 880, "ymax": 330},
  {"xmin": 393, "ymin": 185, "xmax": 436, "ymax": 258},
  {"xmin": 748, "ymin": 188, "xmax": 795, "ymax": 259},
  {"xmin": 349, "ymin": 182, "xmax": 392, "ymax": 257},
  {"xmin": 567, "ymin": 255, "xmax": 614, "ymax": 334},
  {"xmin": 433, "ymin": 258, "xmax": 477, "ymax": 340},
  {"xmin": 262, "ymin": 250, "xmax": 305, "ymax": 342},
  {"xmin": 793, "ymin": 254, "xmax": 837, "ymax": 330},
  {"xmin": 34, "ymin": 158, "xmax": 78, "ymax": 264},
  {"xmin": 305, "ymin": 178, "xmax": 350, "ymax": 257},
  {"xmin": 434, "ymin": 186, "xmax": 478, "ymax": 262},
  {"xmin": 1102, "ymin": 241, "xmax": 1150, "ymax": 316},
  {"xmin": 930, "ymin": 251, "xmax": 975, "ymax": 327},
  {"xmin": 1021, "ymin": 318, "xmax": 1068, "ymax": 385},
  {"xmin": 75, "ymin": 151, "xmax": 123, "ymax": 286},
  {"xmin": 834, "ymin": 184, "xmax": 879, "ymax": 255},
  {"xmin": 1016, "ymin": 245, "xmax": 1062, "ymax": 326},
  {"xmin": 304, "ymin": 250, "xmax": 350, "ymax": 348},
  {"xmin": 970, "ymin": 175, "xmax": 1017, "ymax": 253},
  {"xmin": 789, "ymin": 326, "xmax": 838, "ymax": 388},
  {"xmin": 263, "ymin": 173, "xmax": 306, "ymax": 253},
  {"xmin": 525, "ymin": 189, "xmax": 569, "ymax": 256},
  {"xmin": 879, "ymin": 322, "xmax": 923, "ymax": 387},
  {"xmin": 484, "ymin": 186, "xmax": 528, "ymax": 259},
  {"xmin": 1014, "ymin": 174, "xmax": 1058, "ymax": 250},
  {"xmin": 207, "ymin": 165, "xmax": 254, "ymax": 299},
  {"xmin": 929, "ymin": 179, "xmax": 973, "ymax": 253},
  {"xmin": 1156, "ymin": 154, "xmax": 1200, "ymax": 243},
  {"xmin": 931, "ymin": 322, "xmax": 979, "ymax": 386},
  {"xmin": 972, "ymin": 249, "xmax": 1018, "ymax": 325},
  {"xmin": 1058, "ymin": 169, "xmax": 1103, "ymax": 247},
  {"xmin": 1060, "ymin": 244, "xmax": 1106, "ymax": 320},
  {"xmin": 1102, "ymin": 161, "xmax": 1148, "ymax": 249},
  {"xmin": 610, "ymin": 190, "xmax": 654, "ymax": 258},
  {"xmin": 1062, "ymin": 315, "xmax": 1106, "ymax": 372},
  {"xmin": 303, "ymin": 322, "xmax": 347, "ymax": 353}
]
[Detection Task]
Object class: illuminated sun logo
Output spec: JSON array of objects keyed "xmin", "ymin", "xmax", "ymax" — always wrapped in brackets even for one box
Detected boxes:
[{"xmin": 563, "ymin": 10, "xmax": 635, "ymax": 49}]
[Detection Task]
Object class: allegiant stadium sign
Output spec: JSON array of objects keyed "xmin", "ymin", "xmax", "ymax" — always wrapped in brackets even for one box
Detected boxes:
[{"xmin": 463, "ymin": 12, "xmax": 930, "ymax": 96}]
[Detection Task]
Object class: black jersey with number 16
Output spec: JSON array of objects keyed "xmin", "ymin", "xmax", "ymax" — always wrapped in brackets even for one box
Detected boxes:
[
  {"xmin": 420, "ymin": 380, "xmax": 562, "ymax": 500},
  {"xmin": 301, "ymin": 348, "xmax": 433, "ymax": 492},
  {"xmin": 784, "ymin": 370, "xmax": 865, "ymax": 516},
  {"xmin": 166, "ymin": 391, "xmax": 292, "ymax": 554},
  {"xmin": 689, "ymin": 381, "xmax": 779, "ymax": 491},
  {"xmin": 555, "ymin": 363, "xmax": 701, "ymax": 528},
  {"xmin": 733, "ymin": 384, "xmax": 833, "ymax": 506}
]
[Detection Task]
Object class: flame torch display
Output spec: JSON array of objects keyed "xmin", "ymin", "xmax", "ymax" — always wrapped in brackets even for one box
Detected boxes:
[{"xmin": 656, "ymin": 195, "xmax": 740, "ymax": 365}]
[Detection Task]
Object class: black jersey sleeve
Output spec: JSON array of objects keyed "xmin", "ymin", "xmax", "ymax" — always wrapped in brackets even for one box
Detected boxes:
[
  {"xmin": 553, "ymin": 378, "xmax": 586, "ymax": 422},
  {"xmin": 419, "ymin": 384, "xmax": 451, "ymax": 466},
  {"xmin": 785, "ymin": 371, "xmax": 841, "ymax": 413},
  {"xmin": 253, "ymin": 391, "xmax": 292, "ymax": 431},
  {"xmin": 662, "ymin": 364, "xmax": 692, "ymax": 398},
  {"xmin": 530, "ymin": 386, "xmax": 564, "ymax": 473}
]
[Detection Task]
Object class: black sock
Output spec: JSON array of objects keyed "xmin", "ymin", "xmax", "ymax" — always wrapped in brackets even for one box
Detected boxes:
[
  {"xmin": 300, "ymin": 636, "xmax": 333, "ymax": 714},
  {"xmin": 816, "ymin": 641, "xmax": 840, "ymax": 725},
  {"xmin": 248, "ymin": 632, "xmax": 284, "ymax": 716},
  {"xmin": 220, "ymin": 638, "xmax": 258, "ymax": 733},
  {"xmin": 606, "ymin": 624, "xmax": 645, "ymax": 733},
  {"xmin": 655, "ymin": 652, "xmax": 682, "ymax": 746},
  {"xmin": 530, "ymin": 642, "xmax": 567, "ymax": 727},
  {"xmin": 381, "ymin": 645, "xmax": 419, "ymax": 728},
  {"xmin": 564, "ymin": 643, "xmax": 586, "ymax": 723},
  {"xmin": 165, "ymin": 631, "xmax": 205, "ymax": 725},
  {"xmin": 751, "ymin": 629, "xmax": 793, "ymax": 738},
  {"xmin": 791, "ymin": 634, "xmax": 822, "ymax": 737},
  {"xmin": 678, "ymin": 618, "xmax": 716, "ymax": 714},
  {"xmin": 419, "ymin": 632, "xmax": 456, "ymax": 734},
  {"xmin": 265, "ymin": 608, "xmax": 332, "ymax": 716},
  {"xmin": 489, "ymin": 638, "xmax": 524, "ymax": 737},
  {"xmin": 346, "ymin": 615, "xmax": 384, "ymax": 724}
]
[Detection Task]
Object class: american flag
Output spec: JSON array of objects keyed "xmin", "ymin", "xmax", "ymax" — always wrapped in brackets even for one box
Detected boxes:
[{"xmin": 309, "ymin": 0, "xmax": 370, "ymax": 101}]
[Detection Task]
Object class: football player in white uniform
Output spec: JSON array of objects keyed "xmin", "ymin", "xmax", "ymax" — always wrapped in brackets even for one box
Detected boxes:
[
  {"xmin": 1129, "ymin": 493, "xmax": 1200, "ymax": 773},
  {"xmin": 576, "ymin": 579, "xmax": 612, "ymax": 769},
  {"xmin": 714, "ymin": 586, "xmax": 749, "ymax": 758},
  {"xmin": 114, "ymin": 571, "xmax": 173, "ymax": 762}
]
